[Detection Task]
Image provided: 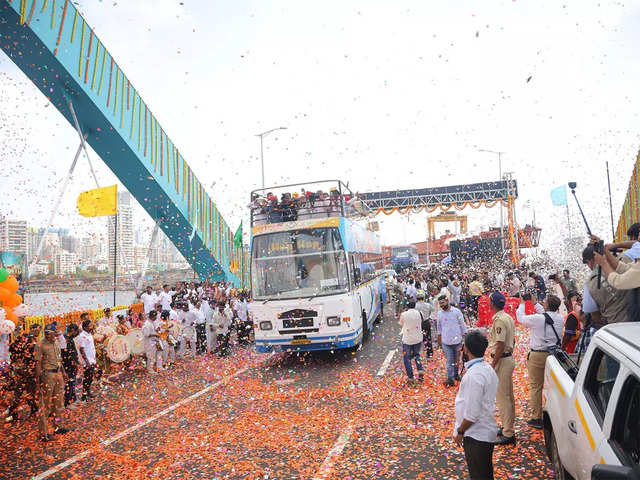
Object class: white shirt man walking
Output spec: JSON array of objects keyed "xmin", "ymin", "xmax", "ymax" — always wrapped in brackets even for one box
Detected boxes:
[
  {"xmin": 437, "ymin": 295, "xmax": 467, "ymax": 386},
  {"xmin": 453, "ymin": 330, "xmax": 499, "ymax": 480},
  {"xmin": 516, "ymin": 294, "xmax": 565, "ymax": 430},
  {"xmin": 398, "ymin": 300, "xmax": 424, "ymax": 385}
]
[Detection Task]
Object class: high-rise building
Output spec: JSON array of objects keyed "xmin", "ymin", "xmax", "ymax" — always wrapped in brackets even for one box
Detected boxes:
[
  {"xmin": 60, "ymin": 234, "xmax": 80, "ymax": 255},
  {"xmin": 0, "ymin": 217, "xmax": 28, "ymax": 257},
  {"xmin": 80, "ymin": 236, "xmax": 101, "ymax": 264},
  {"xmin": 107, "ymin": 191, "xmax": 134, "ymax": 272},
  {"xmin": 54, "ymin": 250, "xmax": 78, "ymax": 275}
]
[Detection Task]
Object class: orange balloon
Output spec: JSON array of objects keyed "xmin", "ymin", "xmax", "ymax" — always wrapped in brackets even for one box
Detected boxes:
[
  {"xmin": 5, "ymin": 310, "xmax": 17, "ymax": 324},
  {"xmin": 5, "ymin": 293, "xmax": 22, "ymax": 308},
  {"xmin": 0, "ymin": 276, "xmax": 18, "ymax": 293},
  {"xmin": 0, "ymin": 287, "xmax": 9, "ymax": 303}
]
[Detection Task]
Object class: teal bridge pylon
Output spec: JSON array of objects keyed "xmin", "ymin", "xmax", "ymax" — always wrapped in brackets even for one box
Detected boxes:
[{"xmin": 0, "ymin": 0, "xmax": 247, "ymax": 284}]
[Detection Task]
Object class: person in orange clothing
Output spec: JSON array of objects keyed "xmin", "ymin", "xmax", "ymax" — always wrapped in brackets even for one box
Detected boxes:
[{"xmin": 562, "ymin": 293, "xmax": 582, "ymax": 354}]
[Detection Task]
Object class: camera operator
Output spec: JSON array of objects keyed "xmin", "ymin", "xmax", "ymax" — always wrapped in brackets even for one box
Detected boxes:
[
  {"xmin": 581, "ymin": 243, "xmax": 629, "ymax": 328},
  {"xmin": 606, "ymin": 222, "xmax": 640, "ymax": 263},
  {"xmin": 593, "ymin": 236, "xmax": 640, "ymax": 321}
]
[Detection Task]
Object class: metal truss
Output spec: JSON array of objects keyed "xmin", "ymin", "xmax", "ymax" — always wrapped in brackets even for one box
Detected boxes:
[{"xmin": 359, "ymin": 180, "xmax": 518, "ymax": 210}]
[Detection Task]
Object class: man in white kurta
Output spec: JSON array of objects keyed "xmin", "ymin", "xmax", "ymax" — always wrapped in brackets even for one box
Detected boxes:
[{"xmin": 142, "ymin": 310, "xmax": 162, "ymax": 374}]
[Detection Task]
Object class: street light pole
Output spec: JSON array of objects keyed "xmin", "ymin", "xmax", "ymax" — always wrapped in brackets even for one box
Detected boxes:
[
  {"xmin": 256, "ymin": 127, "xmax": 287, "ymax": 190},
  {"xmin": 478, "ymin": 148, "xmax": 506, "ymax": 247}
]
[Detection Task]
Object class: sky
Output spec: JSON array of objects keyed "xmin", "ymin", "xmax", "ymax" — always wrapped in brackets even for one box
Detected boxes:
[{"xmin": 2, "ymin": 0, "xmax": 640, "ymax": 257}]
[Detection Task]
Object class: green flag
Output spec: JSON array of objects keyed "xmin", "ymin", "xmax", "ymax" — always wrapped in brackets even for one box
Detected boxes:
[{"xmin": 233, "ymin": 222, "xmax": 243, "ymax": 249}]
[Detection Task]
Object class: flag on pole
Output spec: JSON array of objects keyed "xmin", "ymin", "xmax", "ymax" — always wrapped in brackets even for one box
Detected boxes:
[
  {"xmin": 550, "ymin": 185, "xmax": 568, "ymax": 206},
  {"xmin": 77, "ymin": 185, "xmax": 118, "ymax": 217},
  {"xmin": 233, "ymin": 222, "xmax": 243, "ymax": 249}
]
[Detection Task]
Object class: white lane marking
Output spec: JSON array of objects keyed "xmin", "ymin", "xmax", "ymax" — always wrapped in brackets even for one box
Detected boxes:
[
  {"xmin": 32, "ymin": 366, "xmax": 249, "ymax": 480},
  {"xmin": 312, "ymin": 424, "xmax": 354, "ymax": 480},
  {"xmin": 376, "ymin": 348, "xmax": 397, "ymax": 376}
]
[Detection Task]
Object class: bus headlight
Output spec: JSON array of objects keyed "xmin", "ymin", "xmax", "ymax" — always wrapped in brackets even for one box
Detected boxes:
[
  {"xmin": 326, "ymin": 316, "xmax": 341, "ymax": 326},
  {"xmin": 259, "ymin": 321, "xmax": 273, "ymax": 331}
]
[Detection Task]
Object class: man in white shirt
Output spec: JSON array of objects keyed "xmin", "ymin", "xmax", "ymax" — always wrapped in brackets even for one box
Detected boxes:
[
  {"xmin": 205, "ymin": 300, "xmax": 217, "ymax": 354},
  {"xmin": 192, "ymin": 300, "xmax": 207, "ymax": 355},
  {"xmin": 98, "ymin": 308, "xmax": 117, "ymax": 329},
  {"xmin": 212, "ymin": 302, "xmax": 232, "ymax": 357},
  {"xmin": 139, "ymin": 286, "xmax": 159, "ymax": 316},
  {"xmin": 75, "ymin": 316, "xmax": 97, "ymax": 401},
  {"xmin": 415, "ymin": 291, "xmax": 434, "ymax": 358},
  {"xmin": 158, "ymin": 284, "xmax": 174, "ymax": 311},
  {"xmin": 453, "ymin": 331, "xmax": 499, "ymax": 480},
  {"xmin": 178, "ymin": 303, "xmax": 198, "ymax": 357},
  {"xmin": 142, "ymin": 310, "xmax": 163, "ymax": 374},
  {"xmin": 405, "ymin": 280, "xmax": 417, "ymax": 303},
  {"xmin": 398, "ymin": 301, "xmax": 424, "ymax": 384},
  {"xmin": 516, "ymin": 294, "xmax": 564, "ymax": 430}
]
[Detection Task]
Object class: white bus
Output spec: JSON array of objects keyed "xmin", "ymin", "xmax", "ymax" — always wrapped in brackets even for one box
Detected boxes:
[{"xmin": 249, "ymin": 180, "xmax": 387, "ymax": 353}]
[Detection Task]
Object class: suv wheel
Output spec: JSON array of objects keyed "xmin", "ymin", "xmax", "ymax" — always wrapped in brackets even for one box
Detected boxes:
[{"xmin": 549, "ymin": 429, "xmax": 569, "ymax": 480}]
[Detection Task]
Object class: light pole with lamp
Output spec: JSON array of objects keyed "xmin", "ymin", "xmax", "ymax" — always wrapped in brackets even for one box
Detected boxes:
[
  {"xmin": 478, "ymin": 148, "xmax": 505, "ymax": 247},
  {"xmin": 256, "ymin": 127, "xmax": 287, "ymax": 190}
]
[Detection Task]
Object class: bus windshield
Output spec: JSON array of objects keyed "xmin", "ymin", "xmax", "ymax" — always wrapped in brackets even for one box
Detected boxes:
[{"xmin": 251, "ymin": 228, "xmax": 349, "ymax": 300}]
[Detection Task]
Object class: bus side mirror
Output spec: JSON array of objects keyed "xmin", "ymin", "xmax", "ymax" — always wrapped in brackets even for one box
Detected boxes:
[
  {"xmin": 592, "ymin": 465, "xmax": 640, "ymax": 480},
  {"xmin": 354, "ymin": 268, "xmax": 361, "ymax": 284}
]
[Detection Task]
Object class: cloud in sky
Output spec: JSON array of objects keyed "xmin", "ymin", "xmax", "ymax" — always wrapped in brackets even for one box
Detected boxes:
[{"xmin": 2, "ymin": 0, "xmax": 640, "ymax": 254}]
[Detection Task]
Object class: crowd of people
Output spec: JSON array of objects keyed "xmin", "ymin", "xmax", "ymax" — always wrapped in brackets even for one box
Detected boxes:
[
  {"xmin": 1, "ymin": 280, "xmax": 251, "ymax": 442},
  {"xmin": 393, "ymin": 225, "xmax": 640, "ymax": 479},
  {"xmin": 249, "ymin": 188, "xmax": 367, "ymax": 224}
]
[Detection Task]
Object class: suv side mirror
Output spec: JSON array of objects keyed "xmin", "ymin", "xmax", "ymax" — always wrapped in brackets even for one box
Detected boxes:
[{"xmin": 592, "ymin": 465, "xmax": 640, "ymax": 480}]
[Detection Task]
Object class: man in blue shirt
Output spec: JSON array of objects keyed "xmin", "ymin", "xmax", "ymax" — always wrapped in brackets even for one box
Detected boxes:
[{"xmin": 437, "ymin": 295, "xmax": 467, "ymax": 386}]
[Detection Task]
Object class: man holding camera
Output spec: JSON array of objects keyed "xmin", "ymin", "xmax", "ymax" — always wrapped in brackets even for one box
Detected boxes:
[
  {"xmin": 515, "ymin": 295, "xmax": 564, "ymax": 430},
  {"xmin": 581, "ymin": 244, "xmax": 628, "ymax": 329}
]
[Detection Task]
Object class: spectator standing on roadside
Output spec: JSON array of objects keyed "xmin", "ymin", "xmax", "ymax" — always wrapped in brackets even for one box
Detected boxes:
[
  {"xmin": 560, "ymin": 270, "xmax": 578, "ymax": 295},
  {"xmin": 399, "ymin": 300, "xmax": 424, "ymax": 384},
  {"xmin": 61, "ymin": 323, "xmax": 80, "ymax": 410},
  {"xmin": 76, "ymin": 316, "xmax": 98, "ymax": 401},
  {"xmin": 516, "ymin": 295, "xmax": 564, "ymax": 430},
  {"xmin": 415, "ymin": 290, "xmax": 434, "ymax": 358},
  {"xmin": 436, "ymin": 295, "xmax": 467, "ymax": 386},
  {"xmin": 453, "ymin": 331, "xmax": 499, "ymax": 480},
  {"xmin": 488, "ymin": 292, "xmax": 516, "ymax": 446},
  {"xmin": 529, "ymin": 272, "xmax": 547, "ymax": 301},
  {"xmin": 505, "ymin": 272, "xmax": 521, "ymax": 298},
  {"xmin": 562, "ymin": 293, "xmax": 583, "ymax": 354}
]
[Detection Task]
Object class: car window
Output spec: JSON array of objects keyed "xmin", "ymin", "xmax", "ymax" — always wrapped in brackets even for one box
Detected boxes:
[
  {"xmin": 583, "ymin": 348, "xmax": 620, "ymax": 425},
  {"xmin": 609, "ymin": 374, "xmax": 640, "ymax": 468}
]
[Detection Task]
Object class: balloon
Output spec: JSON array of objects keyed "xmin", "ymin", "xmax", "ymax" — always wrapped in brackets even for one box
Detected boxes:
[
  {"xmin": 5, "ymin": 308, "xmax": 17, "ymax": 323},
  {"xmin": 0, "ymin": 276, "xmax": 18, "ymax": 293},
  {"xmin": 5, "ymin": 293, "xmax": 22, "ymax": 308},
  {"xmin": 13, "ymin": 304, "xmax": 29, "ymax": 317},
  {"xmin": 0, "ymin": 319, "xmax": 15, "ymax": 334},
  {"xmin": 0, "ymin": 268, "xmax": 8, "ymax": 283},
  {"xmin": 0, "ymin": 287, "xmax": 9, "ymax": 303}
]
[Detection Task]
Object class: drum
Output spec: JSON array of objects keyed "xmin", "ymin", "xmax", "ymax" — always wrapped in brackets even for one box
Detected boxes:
[
  {"xmin": 182, "ymin": 325, "xmax": 196, "ymax": 341},
  {"xmin": 125, "ymin": 328, "xmax": 145, "ymax": 355},
  {"xmin": 106, "ymin": 334, "xmax": 130, "ymax": 363}
]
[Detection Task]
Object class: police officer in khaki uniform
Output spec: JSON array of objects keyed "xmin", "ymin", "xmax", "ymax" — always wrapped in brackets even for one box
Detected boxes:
[
  {"xmin": 488, "ymin": 292, "xmax": 516, "ymax": 446},
  {"xmin": 34, "ymin": 324, "xmax": 71, "ymax": 442}
]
